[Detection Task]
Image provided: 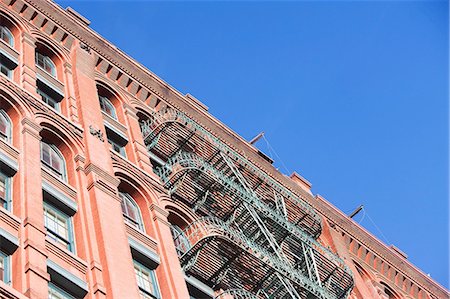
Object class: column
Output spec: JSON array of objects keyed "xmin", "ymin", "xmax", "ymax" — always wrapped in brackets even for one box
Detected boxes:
[
  {"xmin": 150, "ymin": 199, "xmax": 190, "ymax": 299},
  {"xmin": 70, "ymin": 41, "xmax": 140, "ymax": 298},
  {"xmin": 19, "ymin": 117, "xmax": 49, "ymax": 298}
]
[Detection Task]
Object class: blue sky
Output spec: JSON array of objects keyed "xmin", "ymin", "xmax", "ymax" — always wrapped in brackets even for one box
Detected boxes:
[{"xmin": 57, "ymin": 0, "xmax": 449, "ymax": 288}]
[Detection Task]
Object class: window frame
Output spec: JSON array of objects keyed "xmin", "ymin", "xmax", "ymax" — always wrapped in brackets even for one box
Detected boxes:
[
  {"xmin": 170, "ymin": 225, "xmax": 191, "ymax": 256},
  {"xmin": 0, "ymin": 171, "xmax": 11, "ymax": 211},
  {"xmin": 133, "ymin": 259, "xmax": 160, "ymax": 299},
  {"xmin": 0, "ymin": 26, "xmax": 13, "ymax": 47},
  {"xmin": 0, "ymin": 61, "xmax": 12, "ymax": 79},
  {"xmin": 35, "ymin": 51, "xmax": 57, "ymax": 77},
  {"xmin": 37, "ymin": 88, "xmax": 61, "ymax": 112},
  {"xmin": 0, "ymin": 110, "xmax": 11, "ymax": 143},
  {"xmin": 99, "ymin": 95, "xmax": 117, "ymax": 120},
  {"xmin": 107, "ymin": 136, "xmax": 127, "ymax": 157},
  {"xmin": 40, "ymin": 142, "xmax": 67, "ymax": 182},
  {"xmin": 48, "ymin": 282, "xmax": 76, "ymax": 299},
  {"xmin": 0, "ymin": 250, "xmax": 10, "ymax": 284},
  {"xmin": 43, "ymin": 201, "xmax": 75, "ymax": 253},
  {"xmin": 120, "ymin": 192, "xmax": 144, "ymax": 232}
]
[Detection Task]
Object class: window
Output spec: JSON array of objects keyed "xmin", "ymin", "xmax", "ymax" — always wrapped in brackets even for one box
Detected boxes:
[
  {"xmin": 108, "ymin": 135, "xmax": 126, "ymax": 157},
  {"xmin": 120, "ymin": 192, "xmax": 144, "ymax": 231},
  {"xmin": 41, "ymin": 142, "xmax": 66, "ymax": 181},
  {"xmin": 37, "ymin": 88, "xmax": 60, "ymax": 111},
  {"xmin": 35, "ymin": 52, "xmax": 56, "ymax": 77},
  {"xmin": 99, "ymin": 96, "xmax": 117, "ymax": 119},
  {"xmin": 0, "ymin": 110, "xmax": 11, "ymax": 142},
  {"xmin": 134, "ymin": 260, "xmax": 160, "ymax": 299},
  {"xmin": 48, "ymin": 282, "xmax": 75, "ymax": 299},
  {"xmin": 0, "ymin": 251, "xmax": 10, "ymax": 284},
  {"xmin": 170, "ymin": 225, "xmax": 190, "ymax": 256},
  {"xmin": 0, "ymin": 26, "xmax": 13, "ymax": 47},
  {"xmin": 0, "ymin": 62, "xmax": 12, "ymax": 78},
  {"xmin": 43, "ymin": 202, "xmax": 74, "ymax": 252},
  {"xmin": 0, "ymin": 171, "xmax": 11, "ymax": 211}
]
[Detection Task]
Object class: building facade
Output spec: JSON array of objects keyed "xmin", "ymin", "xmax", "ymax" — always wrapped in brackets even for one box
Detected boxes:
[{"xmin": 0, "ymin": 1, "xmax": 447, "ymax": 298}]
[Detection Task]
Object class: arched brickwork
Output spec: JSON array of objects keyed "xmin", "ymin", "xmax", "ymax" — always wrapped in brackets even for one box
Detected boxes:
[
  {"xmin": 35, "ymin": 113, "xmax": 84, "ymax": 185},
  {"xmin": 113, "ymin": 167, "xmax": 161, "ymax": 237}
]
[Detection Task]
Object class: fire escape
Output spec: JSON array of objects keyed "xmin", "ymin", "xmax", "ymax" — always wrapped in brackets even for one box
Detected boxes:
[{"xmin": 140, "ymin": 107, "xmax": 354, "ymax": 299}]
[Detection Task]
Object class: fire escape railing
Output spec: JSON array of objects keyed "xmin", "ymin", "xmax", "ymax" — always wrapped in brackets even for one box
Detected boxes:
[{"xmin": 140, "ymin": 108, "xmax": 354, "ymax": 299}]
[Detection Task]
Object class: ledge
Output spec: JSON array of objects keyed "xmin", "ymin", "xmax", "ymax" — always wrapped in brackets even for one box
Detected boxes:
[
  {"xmin": 0, "ymin": 280, "xmax": 28, "ymax": 299},
  {"xmin": 126, "ymin": 222, "xmax": 158, "ymax": 253},
  {"xmin": 185, "ymin": 274, "xmax": 215, "ymax": 298},
  {"xmin": 0, "ymin": 226, "xmax": 18, "ymax": 255},
  {"xmin": 36, "ymin": 67, "xmax": 64, "ymax": 97},
  {"xmin": 128, "ymin": 236, "xmax": 160, "ymax": 268},
  {"xmin": 42, "ymin": 180, "xmax": 78, "ymax": 215},
  {"xmin": 0, "ymin": 40, "xmax": 19, "ymax": 67},
  {"xmin": 46, "ymin": 240, "xmax": 88, "ymax": 275},
  {"xmin": 104, "ymin": 119, "xmax": 128, "ymax": 145},
  {"xmin": 47, "ymin": 259, "xmax": 88, "ymax": 298},
  {"xmin": 0, "ymin": 207, "xmax": 20, "ymax": 232},
  {"xmin": 41, "ymin": 168, "xmax": 77, "ymax": 200},
  {"xmin": 0, "ymin": 148, "xmax": 18, "ymax": 175}
]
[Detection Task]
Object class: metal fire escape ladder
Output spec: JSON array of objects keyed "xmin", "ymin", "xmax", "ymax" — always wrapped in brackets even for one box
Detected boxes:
[
  {"xmin": 219, "ymin": 152, "xmax": 302, "ymax": 299},
  {"xmin": 141, "ymin": 109, "xmax": 355, "ymax": 298}
]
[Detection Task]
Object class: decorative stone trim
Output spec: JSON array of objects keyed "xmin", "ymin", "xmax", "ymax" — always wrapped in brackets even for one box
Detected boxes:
[
  {"xmin": 89, "ymin": 125, "xmax": 104, "ymax": 142},
  {"xmin": 110, "ymin": 151, "xmax": 165, "ymax": 194},
  {"xmin": 41, "ymin": 168, "xmax": 77, "ymax": 200},
  {"xmin": 125, "ymin": 223, "xmax": 158, "ymax": 253},
  {"xmin": 47, "ymin": 259, "xmax": 88, "ymax": 298},
  {"xmin": 0, "ymin": 144, "xmax": 18, "ymax": 174},
  {"xmin": 128, "ymin": 236, "xmax": 160, "ymax": 268},
  {"xmin": 45, "ymin": 240, "xmax": 88, "ymax": 275},
  {"xmin": 42, "ymin": 180, "xmax": 78, "ymax": 215},
  {"xmin": 315, "ymin": 194, "xmax": 445, "ymax": 298},
  {"xmin": 0, "ymin": 280, "xmax": 29, "ymax": 299},
  {"xmin": 0, "ymin": 208, "xmax": 20, "ymax": 237}
]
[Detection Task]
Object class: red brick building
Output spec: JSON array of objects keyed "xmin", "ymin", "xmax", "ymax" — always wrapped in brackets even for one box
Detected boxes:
[{"xmin": 0, "ymin": 1, "xmax": 447, "ymax": 298}]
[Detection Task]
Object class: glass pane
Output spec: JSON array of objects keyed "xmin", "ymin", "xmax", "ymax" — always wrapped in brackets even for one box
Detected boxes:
[
  {"xmin": 0, "ymin": 255, "xmax": 4, "ymax": 282},
  {"xmin": 49, "ymin": 283, "xmax": 75, "ymax": 299},
  {"xmin": 51, "ymin": 150, "xmax": 61, "ymax": 173},
  {"xmin": 0, "ymin": 64, "xmax": 11, "ymax": 79},
  {"xmin": 0, "ymin": 27, "xmax": 12, "ymax": 46},
  {"xmin": 41, "ymin": 143, "xmax": 51, "ymax": 164},
  {"xmin": 0, "ymin": 175, "xmax": 5, "ymax": 200},
  {"xmin": 126, "ymin": 200, "xmax": 137, "ymax": 221},
  {"xmin": 36, "ymin": 52, "xmax": 44, "ymax": 68}
]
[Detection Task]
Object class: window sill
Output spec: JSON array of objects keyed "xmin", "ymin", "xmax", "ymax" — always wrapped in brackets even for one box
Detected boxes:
[
  {"xmin": 125, "ymin": 222, "xmax": 158, "ymax": 253},
  {"xmin": 102, "ymin": 112, "xmax": 128, "ymax": 138},
  {"xmin": 45, "ymin": 239, "xmax": 88, "ymax": 276},
  {"xmin": 41, "ymin": 167, "xmax": 77, "ymax": 200},
  {"xmin": 0, "ymin": 140, "xmax": 19, "ymax": 174},
  {"xmin": 0, "ymin": 40, "xmax": 19, "ymax": 66},
  {"xmin": 36, "ymin": 66, "xmax": 64, "ymax": 95},
  {"xmin": 0, "ymin": 279, "xmax": 29, "ymax": 299}
]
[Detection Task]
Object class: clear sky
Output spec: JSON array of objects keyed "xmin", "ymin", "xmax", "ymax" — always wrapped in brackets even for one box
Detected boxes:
[{"xmin": 57, "ymin": 0, "xmax": 449, "ymax": 288}]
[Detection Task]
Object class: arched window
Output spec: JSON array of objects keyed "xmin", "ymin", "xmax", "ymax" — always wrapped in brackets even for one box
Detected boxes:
[
  {"xmin": 41, "ymin": 142, "xmax": 66, "ymax": 181},
  {"xmin": 170, "ymin": 224, "xmax": 190, "ymax": 256},
  {"xmin": 99, "ymin": 95, "xmax": 117, "ymax": 119},
  {"xmin": 0, "ymin": 26, "xmax": 13, "ymax": 47},
  {"xmin": 119, "ymin": 192, "xmax": 144, "ymax": 231},
  {"xmin": 380, "ymin": 282, "xmax": 399, "ymax": 299},
  {"xmin": 0, "ymin": 111, "xmax": 11, "ymax": 143},
  {"xmin": 35, "ymin": 52, "xmax": 56, "ymax": 77}
]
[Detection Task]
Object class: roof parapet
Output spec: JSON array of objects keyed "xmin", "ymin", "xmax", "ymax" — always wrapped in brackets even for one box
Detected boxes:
[
  {"xmin": 66, "ymin": 7, "xmax": 91, "ymax": 27},
  {"xmin": 390, "ymin": 245, "xmax": 408, "ymax": 259},
  {"xmin": 290, "ymin": 172, "xmax": 312, "ymax": 195},
  {"xmin": 186, "ymin": 93, "xmax": 209, "ymax": 112}
]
